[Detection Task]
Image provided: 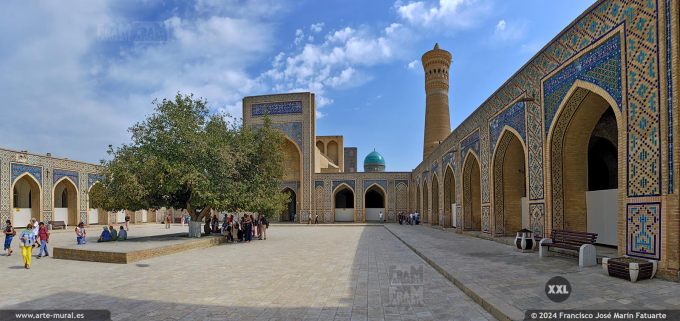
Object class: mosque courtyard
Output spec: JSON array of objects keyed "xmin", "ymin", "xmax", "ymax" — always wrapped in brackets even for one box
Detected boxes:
[
  {"xmin": 0, "ymin": 224, "xmax": 493, "ymax": 321},
  {"xmin": 3, "ymin": 223, "xmax": 680, "ymax": 321}
]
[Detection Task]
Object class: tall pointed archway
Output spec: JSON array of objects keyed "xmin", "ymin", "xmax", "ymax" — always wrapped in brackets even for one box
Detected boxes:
[
  {"xmin": 54, "ymin": 177, "xmax": 79, "ymax": 226},
  {"xmin": 431, "ymin": 174, "xmax": 440, "ymax": 226},
  {"xmin": 444, "ymin": 165, "xmax": 455, "ymax": 228},
  {"xmin": 423, "ymin": 180, "xmax": 429, "ymax": 224},
  {"xmin": 547, "ymin": 83, "xmax": 623, "ymax": 247},
  {"xmin": 11, "ymin": 174, "xmax": 42, "ymax": 226},
  {"xmin": 281, "ymin": 188, "xmax": 296, "ymax": 222},
  {"xmin": 333, "ymin": 184, "xmax": 355, "ymax": 222},
  {"xmin": 462, "ymin": 152, "xmax": 481, "ymax": 231},
  {"xmin": 364, "ymin": 184, "xmax": 386, "ymax": 222},
  {"xmin": 491, "ymin": 129, "xmax": 527, "ymax": 236}
]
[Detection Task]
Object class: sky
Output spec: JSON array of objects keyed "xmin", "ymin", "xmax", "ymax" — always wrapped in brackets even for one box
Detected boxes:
[{"xmin": 0, "ymin": 0, "xmax": 595, "ymax": 171}]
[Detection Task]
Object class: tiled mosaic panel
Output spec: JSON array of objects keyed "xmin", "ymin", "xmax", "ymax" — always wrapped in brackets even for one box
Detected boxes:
[
  {"xmin": 11, "ymin": 163, "xmax": 42, "ymax": 184},
  {"xmin": 87, "ymin": 173, "xmax": 103, "ymax": 190},
  {"xmin": 481, "ymin": 205, "xmax": 490, "ymax": 234},
  {"xmin": 396, "ymin": 182, "xmax": 408, "ymax": 210},
  {"xmin": 255, "ymin": 122, "xmax": 303, "ymax": 153},
  {"xmin": 363, "ymin": 179, "xmax": 387, "ymax": 191},
  {"xmin": 480, "ymin": 120, "xmax": 490, "ymax": 204},
  {"xmin": 624, "ymin": 0, "xmax": 661, "ymax": 197},
  {"xmin": 332, "ymin": 180, "xmax": 355, "ymax": 192},
  {"xmin": 664, "ymin": 0, "xmax": 673, "ymax": 193},
  {"xmin": 626, "ymin": 202, "xmax": 661, "ymax": 260},
  {"xmin": 489, "ymin": 102, "xmax": 526, "ymax": 154},
  {"xmin": 543, "ymin": 34, "xmax": 623, "ymax": 134},
  {"xmin": 529, "ymin": 203, "xmax": 545, "ymax": 237},
  {"xmin": 460, "ymin": 130, "xmax": 480, "ymax": 160},
  {"xmin": 251, "ymin": 101, "xmax": 303, "ymax": 116},
  {"xmin": 53, "ymin": 169, "xmax": 79, "ymax": 187},
  {"xmin": 431, "ymin": 160, "xmax": 438, "ymax": 176},
  {"xmin": 462, "ymin": 156, "xmax": 473, "ymax": 230}
]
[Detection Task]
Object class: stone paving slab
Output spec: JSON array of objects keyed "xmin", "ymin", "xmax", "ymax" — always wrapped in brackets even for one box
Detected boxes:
[
  {"xmin": 1, "ymin": 226, "xmax": 494, "ymax": 321},
  {"xmin": 384, "ymin": 224, "xmax": 680, "ymax": 321}
]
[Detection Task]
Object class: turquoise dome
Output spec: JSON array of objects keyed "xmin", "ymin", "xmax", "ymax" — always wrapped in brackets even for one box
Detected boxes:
[{"xmin": 364, "ymin": 150, "xmax": 385, "ymax": 165}]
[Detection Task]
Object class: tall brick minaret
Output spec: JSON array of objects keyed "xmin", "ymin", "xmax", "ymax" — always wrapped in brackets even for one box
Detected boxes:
[{"xmin": 422, "ymin": 43, "xmax": 452, "ymax": 159}]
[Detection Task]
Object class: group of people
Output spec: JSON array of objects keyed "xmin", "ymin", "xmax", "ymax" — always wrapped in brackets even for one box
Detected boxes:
[
  {"xmin": 398, "ymin": 212, "xmax": 420, "ymax": 225},
  {"xmin": 97, "ymin": 225, "xmax": 128, "ymax": 242},
  {"xmin": 205, "ymin": 213, "xmax": 269, "ymax": 243},
  {"xmin": 3, "ymin": 218, "xmax": 51, "ymax": 269}
]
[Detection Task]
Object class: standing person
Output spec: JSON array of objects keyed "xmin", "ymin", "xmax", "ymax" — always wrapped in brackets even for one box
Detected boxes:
[
  {"xmin": 19, "ymin": 224, "xmax": 35, "ymax": 269},
  {"xmin": 251, "ymin": 214, "xmax": 258, "ymax": 239},
  {"xmin": 258, "ymin": 215, "xmax": 268, "ymax": 240},
  {"xmin": 314, "ymin": 213, "xmax": 319, "ymax": 224},
  {"xmin": 165, "ymin": 213, "xmax": 172, "ymax": 229},
  {"xmin": 37, "ymin": 222, "xmax": 49, "ymax": 258},
  {"xmin": 124, "ymin": 213, "xmax": 131, "ymax": 230},
  {"xmin": 75, "ymin": 222, "xmax": 86, "ymax": 245},
  {"xmin": 379, "ymin": 211, "xmax": 383, "ymax": 223},
  {"xmin": 244, "ymin": 215, "xmax": 252, "ymax": 243},
  {"xmin": 4, "ymin": 220, "xmax": 15, "ymax": 256},
  {"xmin": 211, "ymin": 214, "xmax": 219, "ymax": 234},
  {"xmin": 31, "ymin": 218, "xmax": 39, "ymax": 247}
]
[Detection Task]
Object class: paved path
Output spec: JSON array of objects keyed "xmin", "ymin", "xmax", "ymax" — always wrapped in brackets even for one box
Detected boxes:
[
  {"xmin": 1, "ymin": 226, "xmax": 493, "ymax": 321},
  {"xmin": 385, "ymin": 224, "xmax": 680, "ymax": 320}
]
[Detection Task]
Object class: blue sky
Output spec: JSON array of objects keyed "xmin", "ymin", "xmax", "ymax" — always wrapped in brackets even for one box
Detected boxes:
[{"xmin": 0, "ymin": 0, "xmax": 594, "ymax": 171}]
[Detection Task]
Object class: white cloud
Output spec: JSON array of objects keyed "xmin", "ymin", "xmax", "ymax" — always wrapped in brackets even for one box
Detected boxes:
[
  {"xmin": 0, "ymin": 1, "xmax": 278, "ymax": 162},
  {"xmin": 492, "ymin": 19, "xmax": 527, "ymax": 42},
  {"xmin": 395, "ymin": 0, "xmax": 492, "ymax": 30},
  {"xmin": 310, "ymin": 22, "xmax": 325, "ymax": 33},
  {"xmin": 258, "ymin": 23, "xmax": 414, "ymax": 117},
  {"xmin": 407, "ymin": 59, "xmax": 420, "ymax": 69},
  {"xmin": 294, "ymin": 28, "xmax": 305, "ymax": 45}
]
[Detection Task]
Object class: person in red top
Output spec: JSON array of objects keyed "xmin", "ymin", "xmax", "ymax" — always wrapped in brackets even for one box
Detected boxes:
[{"xmin": 37, "ymin": 222, "xmax": 49, "ymax": 258}]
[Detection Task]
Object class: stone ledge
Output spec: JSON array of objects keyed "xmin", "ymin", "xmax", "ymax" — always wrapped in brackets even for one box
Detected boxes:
[{"xmin": 53, "ymin": 235, "xmax": 226, "ymax": 264}]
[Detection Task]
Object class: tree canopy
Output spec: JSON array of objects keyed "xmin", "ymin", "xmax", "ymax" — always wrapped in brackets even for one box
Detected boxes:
[{"xmin": 90, "ymin": 93, "xmax": 288, "ymax": 221}]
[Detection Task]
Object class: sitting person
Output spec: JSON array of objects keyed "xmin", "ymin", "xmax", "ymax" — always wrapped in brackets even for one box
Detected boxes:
[
  {"xmin": 117, "ymin": 226, "xmax": 127, "ymax": 241},
  {"xmin": 97, "ymin": 226, "xmax": 112, "ymax": 242},
  {"xmin": 109, "ymin": 225, "xmax": 118, "ymax": 241}
]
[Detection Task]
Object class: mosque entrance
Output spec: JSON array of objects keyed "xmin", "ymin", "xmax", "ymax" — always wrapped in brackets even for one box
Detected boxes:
[
  {"xmin": 491, "ymin": 130, "xmax": 527, "ymax": 236},
  {"xmin": 549, "ymin": 85, "xmax": 622, "ymax": 247},
  {"xmin": 364, "ymin": 185, "xmax": 385, "ymax": 222},
  {"xmin": 54, "ymin": 178, "xmax": 78, "ymax": 227},
  {"xmin": 11, "ymin": 174, "xmax": 41, "ymax": 227},
  {"xmin": 281, "ymin": 188, "xmax": 296, "ymax": 222},
  {"xmin": 444, "ymin": 166, "xmax": 455, "ymax": 227},
  {"xmin": 334, "ymin": 186, "xmax": 355, "ymax": 222},
  {"xmin": 462, "ymin": 153, "xmax": 481, "ymax": 231}
]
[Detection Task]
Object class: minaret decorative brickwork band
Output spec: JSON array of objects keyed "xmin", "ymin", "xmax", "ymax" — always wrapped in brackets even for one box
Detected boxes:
[{"xmin": 422, "ymin": 43, "xmax": 452, "ymax": 159}]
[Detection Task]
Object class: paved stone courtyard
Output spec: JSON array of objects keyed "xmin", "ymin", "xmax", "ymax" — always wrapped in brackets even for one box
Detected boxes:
[
  {"xmin": 0, "ymin": 225, "xmax": 493, "ymax": 321},
  {"xmin": 385, "ymin": 224, "xmax": 680, "ymax": 320}
]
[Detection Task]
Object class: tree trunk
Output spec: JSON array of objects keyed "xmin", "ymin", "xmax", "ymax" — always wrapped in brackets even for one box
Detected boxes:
[{"xmin": 188, "ymin": 221, "xmax": 202, "ymax": 238}]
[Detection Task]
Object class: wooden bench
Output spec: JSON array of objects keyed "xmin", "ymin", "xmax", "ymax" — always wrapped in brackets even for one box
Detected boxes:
[
  {"xmin": 49, "ymin": 221, "xmax": 67, "ymax": 230},
  {"xmin": 539, "ymin": 230, "xmax": 598, "ymax": 267}
]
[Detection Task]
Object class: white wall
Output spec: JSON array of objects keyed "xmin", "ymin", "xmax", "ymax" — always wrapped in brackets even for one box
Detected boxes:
[
  {"xmin": 451, "ymin": 203, "xmax": 457, "ymax": 227},
  {"xmin": 54, "ymin": 208, "xmax": 69, "ymax": 225},
  {"xmin": 89, "ymin": 209, "xmax": 99, "ymax": 224},
  {"xmin": 116, "ymin": 210, "xmax": 126, "ymax": 223},
  {"xmin": 13, "ymin": 209, "xmax": 32, "ymax": 227},
  {"xmin": 141, "ymin": 210, "xmax": 148, "ymax": 223},
  {"xmin": 521, "ymin": 197, "xmax": 529, "ymax": 229},
  {"xmin": 586, "ymin": 189, "xmax": 618, "ymax": 246},
  {"xmin": 365, "ymin": 208, "xmax": 383, "ymax": 221},
  {"xmin": 335, "ymin": 209, "xmax": 354, "ymax": 222}
]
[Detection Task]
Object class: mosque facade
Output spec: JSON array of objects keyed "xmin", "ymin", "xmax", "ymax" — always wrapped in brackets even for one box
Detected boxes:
[
  {"xmin": 244, "ymin": 0, "xmax": 680, "ymax": 278},
  {"xmin": 1, "ymin": 0, "xmax": 679, "ymax": 279}
]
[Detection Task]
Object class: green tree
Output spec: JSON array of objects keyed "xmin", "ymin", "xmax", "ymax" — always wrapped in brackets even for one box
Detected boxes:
[{"xmin": 91, "ymin": 93, "xmax": 287, "ymax": 236}]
